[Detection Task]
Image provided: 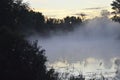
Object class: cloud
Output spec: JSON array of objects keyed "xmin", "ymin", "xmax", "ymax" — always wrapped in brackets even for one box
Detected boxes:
[
  {"xmin": 84, "ymin": 7, "xmax": 106, "ymax": 10},
  {"xmin": 72, "ymin": 13, "xmax": 88, "ymax": 16},
  {"xmin": 30, "ymin": 0, "xmax": 48, "ymax": 3}
]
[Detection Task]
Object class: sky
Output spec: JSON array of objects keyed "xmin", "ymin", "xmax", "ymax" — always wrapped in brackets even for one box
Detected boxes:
[{"xmin": 23, "ymin": 0, "xmax": 114, "ymax": 19}]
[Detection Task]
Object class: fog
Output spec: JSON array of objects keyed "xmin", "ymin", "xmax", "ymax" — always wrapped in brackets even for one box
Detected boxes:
[{"xmin": 29, "ymin": 17, "xmax": 120, "ymax": 69}]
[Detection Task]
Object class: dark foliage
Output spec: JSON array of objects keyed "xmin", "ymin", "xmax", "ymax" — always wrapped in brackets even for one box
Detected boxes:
[
  {"xmin": 0, "ymin": 0, "xmax": 83, "ymax": 37},
  {"xmin": 70, "ymin": 74, "xmax": 85, "ymax": 80},
  {"xmin": 0, "ymin": 0, "xmax": 48, "ymax": 80},
  {"xmin": 111, "ymin": 0, "xmax": 120, "ymax": 22},
  {"xmin": 0, "ymin": 27, "xmax": 47, "ymax": 80},
  {"xmin": 46, "ymin": 68, "xmax": 59, "ymax": 80},
  {"xmin": 0, "ymin": 0, "xmax": 83, "ymax": 80}
]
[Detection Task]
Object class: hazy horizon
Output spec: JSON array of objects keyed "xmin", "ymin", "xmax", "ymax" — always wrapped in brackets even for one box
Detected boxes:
[
  {"xmin": 23, "ymin": 0, "xmax": 113, "ymax": 18},
  {"xmin": 29, "ymin": 16, "xmax": 120, "ymax": 68}
]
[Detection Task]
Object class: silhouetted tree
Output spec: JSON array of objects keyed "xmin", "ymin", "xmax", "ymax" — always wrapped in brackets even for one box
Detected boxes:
[
  {"xmin": 64, "ymin": 16, "xmax": 82, "ymax": 25},
  {"xmin": 0, "ymin": 27, "xmax": 47, "ymax": 80},
  {"xmin": 79, "ymin": 13, "xmax": 86, "ymax": 21},
  {"xmin": 47, "ymin": 68, "xmax": 59, "ymax": 80},
  {"xmin": 0, "ymin": 0, "xmax": 31, "ymax": 31},
  {"xmin": 111, "ymin": 0, "xmax": 120, "ymax": 22},
  {"xmin": 69, "ymin": 74, "xmax": 85, "ymax": 80},
  {"xmin": 0, "ymin": 0, "xmax": 14, "ymax": 26},
  {"xmin": 63, "ymin": 16, "xmax": 82, "ymax": 31}
]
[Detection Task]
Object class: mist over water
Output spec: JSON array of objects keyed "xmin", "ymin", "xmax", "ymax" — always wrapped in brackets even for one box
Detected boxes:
[{"xmin": 29, "ymin": 17, "xmax": 120, "ymax": 68}]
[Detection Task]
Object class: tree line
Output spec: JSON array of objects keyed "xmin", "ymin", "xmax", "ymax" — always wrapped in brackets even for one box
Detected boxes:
[
  {"xmin": 0, "ymin": 0, "xmax": 120, "ymax": 80},
  {"xmin": 0, "ymin": 0, "xmax": 83, "ymax": 37}
]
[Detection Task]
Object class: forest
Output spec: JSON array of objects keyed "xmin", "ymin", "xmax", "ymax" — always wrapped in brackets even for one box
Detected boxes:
[{"xmin": 0, "ymin": 0, "xmax": 120, "ymax": 80}]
